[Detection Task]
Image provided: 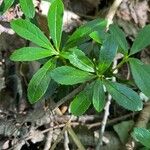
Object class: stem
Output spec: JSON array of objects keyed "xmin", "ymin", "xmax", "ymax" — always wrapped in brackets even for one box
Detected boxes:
[
  {"xmin": 67, "ymin": 126, "xmax": 86, "ymax": 150},
  {"xmin": 111, "ymin": 57, "xmax": 128, "ymax": 73},
  {"xmin": 96, "ymin": 95, "xmax": 112, "ymax": 149}
]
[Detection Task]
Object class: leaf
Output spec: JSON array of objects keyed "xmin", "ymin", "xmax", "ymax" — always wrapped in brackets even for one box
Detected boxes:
[
  {"xmin": 0, "ymin": 0, "xmax": 14, "ymax": 14},
  {"xmin": 19, "ymin": 0, "xmax": 35, "ymax": 18},
  {"xmin": 98, "ymin": 34, "xmax": 118, "ymax": 73},
  {"xmin": 130, "ymin": 25, "xmax": 150, "ymax": 55},
  {"xmin": 70, "ymin": 85, "xmax": 92, "ymax": 116},
  {"xmin": 92, "ymin": 79, "xmax": 105, "ymax": 112},
  {"xmin": 48, "ymin": 0, "xmax": 64, "ymax": 49},
  {"xmin": 132, "ymin": 128, "xmax": 150, "ymax": 148},
  {"xmin": 65, "ymin": 19, "xmax": 107, "ymax": 49},
  {"xmin": 104, "ymin": 80, "xmax": 143, "ymax": 111},
  {"xmin": 129, "ymin": 58, "xmax": 150, "ymax": 97},
  {"xmin": 109, "ymin": 24, "xmax": 129, "ymax": 55},
  {"xmin": 50, "ymin": 66, "xmax": 95, "ymax": 85},
  {"xmin": 10, "ymin": 19, "xmax": 53, "ymax": 50},
  {"xmin": 28, "ymin": 59, "xmax": 56, "ymax": 103},
  {"xmin": 10, "ymin": 47, "xmax": 57, "ymax": 61},
  {"xmin": 61, "ymin": 48, "xmax": 95, "ymax": 72},
  {"xmin": 89, "ymin": 30, "xmax": 106, "ymax": 44},
  {"xmin": 113, "ymin": 121, "xmax": 134, "ymax": 144}
]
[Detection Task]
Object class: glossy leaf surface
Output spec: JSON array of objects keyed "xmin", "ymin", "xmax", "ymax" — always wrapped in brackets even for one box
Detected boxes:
[
  {"xmin": 10, "ymin": 47, "xmax": 57, "ymax": 61},
  {"xmin": 48, "ymin": 0, "xmax": 64, "ymax": 49},
  {"xmin": 50, "ymin": 66, "xmax": 95, "ymax": 85},
  {"xmin": 104, "ymin": 80, "xmax": 143, "ymax": 111},
  {"xmin": 28, "ymin": 59, "xmax": 56, "ymax": 103},
  {"xmin": 19, "ymin": 0, "xmax": 35, "ymax": 18},
  {"xmin": 92, "ymin": 79, "xmax": 105, "ymax": 112},
  {"xmin": 130, "ymin": 25, "xmax": 150, "ymax": 55},
  {"xmin": 70, "ymin": 85, "xmax": 92, "ymax": 116},
  {"xmin": 61, "ymin": 48, "xmax": 95, "ymax": 72},
  {"xmin": 130, "ymin": 58, "xmax": 150, "ymax": 97},
  {"xmin": 65, "ymin": 19, "xmax": 107, "ymax": 48},
  {"xmin": 109, "ymin": 24, "xmax": 128, "ymax": 54},
  {"xmin": 132, "ymin": 128, "xmax": 150, "ymax": 148},
  {"xmin": 11, "ymin": 19, "xmax": 53, "ymax": 50},
  {"xmin": 98, "ymin": 34, "xmax": 118, "ymax": 73}
]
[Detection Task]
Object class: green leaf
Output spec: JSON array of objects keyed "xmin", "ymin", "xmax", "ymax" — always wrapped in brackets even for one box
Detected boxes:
[
  {"xmin": 19, "ymin": 0, "xmax": 35, "ymax": 18},
  {"xmin": 50, "ymin": 66, "xmax": 95, "ymax": 85},
  {"xmin": 92, "ymin": 79, "xmax": 105, "ymax": 112},
  {"xmin": 104, "ymin": 80, "xmax": 143, "ymax": 111},
  {"xmin": 129, "ymin": 58, "xmax": 150, "ymax": 97},
  {"xmin": 48, "ymin": 0, "xmax": 64, "ymax": 49},
  {"xmin": 98, "ymin": 34, "xmax": 118, "ymax": 73},
  {"xmin": 130, "ymin": 25, "xmax": 150, "ymax": 55},
  {"xmin": 89, "ymin": 30, "xmax": 106, "ymax": 44},
  {"xmin": 109, "ymin": 24, "xmax": 129, "ymax": 54},
  {"xmin": 10, "ymin": 47, "xmax": 57, "ymax": 61},
  {"xmin": 28, "ymin": 59, "xmax": 56, "ymax": 103},
  {"xmin": 70, "ymin": 86, "xmax": 92, "ymax": 116},
  {"xmin": 132, "ymin": 128, "xmax": 150, "ymax": 148},
  {"xmin": 65, "ymin": 19, "xmax": 107, "ymax": 49},
  {"xmin": 113, "ymin": 121, "xmax": 134, "ymax": 144},
  {"xmin": 0, "ymin": 0, "xmax": 14, "ymax": 14},
  {"xmin": 61, "ymin": 48, "xmax": 95, "ymax": 72},
  {"xmin": 10, "ymin": 19, "xmax": 53, "ymax": 50}
]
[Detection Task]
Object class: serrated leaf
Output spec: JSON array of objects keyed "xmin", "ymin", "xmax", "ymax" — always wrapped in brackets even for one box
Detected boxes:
[
  {"xmin": 98, "ymin": 34, "xmax": 118, "ymax": 73},
  {"xmin": 109, "ymin": 24, "xmax": 129, "ymax": 54},
  {"xmin": 19, "ymin": 0, "xmax": 35, "ymax": 18},
  {"xmin": 0, "ymin": 0, "xmax": 14, "ymax": 14},
  {"xmin": 48, "ymin": 0, "xmax": 64, "ymax": 49},
  {"xmin": 129, "ymin": 58, "xmax": 150, "ymax": 97},
  {"xmin": 132, "ymin": 128, "xmax": 150, "ymax": 148},
  {"xmin": 70, "ymin": 86, "xmax": 92, "ymax": 116},
  {"xmin": 28, "ymin": 59, "xmax": 56, "ymax": 103},
  {"xmin": 92, "ymin": 79, "xmax": 105, "ymax": 112},
  {"xmin": 50, "ymin": 66, "xmax": 95, "ymax": 85},
  {"xmin": 10, "ymin": 47, "xmax": 57, "ymax": 61},
  {"xmin": 11, "ymin": 19, "xmax": 53, "ymax": 50},
  {"xmin": 104, "ymin": 80, "xmax": 143, "ymax": 111},
  {"xmin": 61, "ymin": 48, "xmax": 95, "ymax": 72},
  {"xmin": 130, "ymin": 25, "xmax": 150, "ymax": 55},
  {"xmin": 65, "ymin": 19, "xmax": 107, "ymax": 49}
]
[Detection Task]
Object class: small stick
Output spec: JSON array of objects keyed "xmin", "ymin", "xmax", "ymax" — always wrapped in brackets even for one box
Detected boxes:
[
  {"xmin": 64, "ymin": 131, "xmax": 70, "ymax": 150},
  {"xmin": 43, "ymin": 122, "xmax": 54, "ymax": 150}
]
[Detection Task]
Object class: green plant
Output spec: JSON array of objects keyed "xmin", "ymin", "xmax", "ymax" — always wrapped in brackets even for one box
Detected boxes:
[
  {"xmin": 0, "ymin": 0, "xmax": 35, "ymax": 18},
  {"xmin": 10, "ymin": 0, "xmax": 150, "ymax": 116},
  {"xmin": 132, "ymin": 128, "xmax": 150, "ymax": 149}
]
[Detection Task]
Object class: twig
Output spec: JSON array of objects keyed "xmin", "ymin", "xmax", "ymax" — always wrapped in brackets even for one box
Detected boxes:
[
  {"xmin": 44, "ymin": 122, "xmax": 54, "ymax": 150},
  {"xmin": 106, "ymin": 0, "xmax": 123, "ymax": 29},
  {"xmin": 96, "ymin": 95, "xmax": 112, "ymax": 149},
  {"xmin": 50, "ymin": 116, "xmax": 73, "ymax": 150},
  {"xmin": 88, "ymin": 112, "xmax": 137, "ymax": 129},
  {"xmin": 67, "ymin": 125, "xmax": 86, "ymax": 150},
  {"xmin": 64, "ymin": 131, "xmax": 70, "ymax": 150}
]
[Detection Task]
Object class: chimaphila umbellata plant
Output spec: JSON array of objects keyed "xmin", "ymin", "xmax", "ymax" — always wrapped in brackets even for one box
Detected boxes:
[{"xmin": 10, "ymin": 0, "xmax": 150, "ymax": 116}]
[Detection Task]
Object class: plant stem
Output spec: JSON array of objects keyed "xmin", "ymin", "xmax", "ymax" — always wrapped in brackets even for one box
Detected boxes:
[
  {"xmin": 111, "ymin": 57, "xmax": 128, "ymax": 73},
  {"xmin": 67, "ymin": 125, "xmax": 86, "ymax": 150}
]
